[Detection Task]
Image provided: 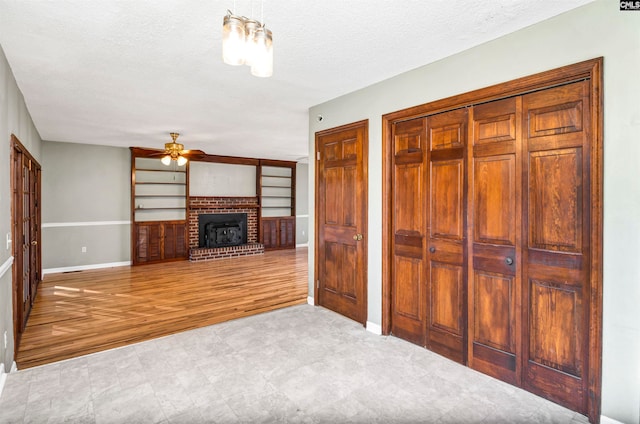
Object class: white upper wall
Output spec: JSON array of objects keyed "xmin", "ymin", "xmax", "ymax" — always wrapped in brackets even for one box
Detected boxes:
[
  {"xmin": 308, "ymin": 1, "xmax": 639, "ymax": 422},
  {"xmin": 189, "ymin": 162, "xmax": 256, "ymax": 197}
]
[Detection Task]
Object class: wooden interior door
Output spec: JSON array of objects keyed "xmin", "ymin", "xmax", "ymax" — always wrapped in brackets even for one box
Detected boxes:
[
  {"xmin": 522, "ymin": 81, "xmax": 591, "ymax": 414},
  {"xmin": 11, "ymin": 136, "xmax": 42, "ymax": 342},
  {"xmin": 426, "ymin": 108, "xmax": 468, "ymax": 363},
  {"xmin": 390, "ymin": 118, "xmax": 427, "ymax": 345},
  {"xmin": 315, "ymin": 121, "xmax": 368, "ymax": 324},
  {"xmin": 468, "ymin": 98, "xmax": 522, "ymax": 385}
]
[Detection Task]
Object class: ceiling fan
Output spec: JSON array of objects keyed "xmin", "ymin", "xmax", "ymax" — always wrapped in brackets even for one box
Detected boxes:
[{"xmin": 150, "ymin": 132, "xmax": 205, "ymax": 166}]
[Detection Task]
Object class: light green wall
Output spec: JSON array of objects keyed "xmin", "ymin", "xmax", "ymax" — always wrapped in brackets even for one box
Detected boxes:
[
  {"xmin": 41, "ymin": 141, "xmax": 131, "ymax": 269},
  {"xmin": 308, "ymin": 1, "xmax": 639, "ymax": 422},
  {"xmin": 0, "ymin": 45, "xmax": 42, "ymax": 372}
]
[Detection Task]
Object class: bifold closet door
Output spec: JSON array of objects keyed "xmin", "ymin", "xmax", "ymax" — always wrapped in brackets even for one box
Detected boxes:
[
  {"xmin": 426, "ymin": 108, "xmax": 468, "ymax": 364},
  {"xmin": 468, "ymin": 97, "xmax": 522, "ymax": 385},
  {"xmin": 390, "ymin": 118, "xmax": 427, "ymax": 345},
  {"xmin": 522, "ymin": 81, "xmax": 591, "ymax": 414}
]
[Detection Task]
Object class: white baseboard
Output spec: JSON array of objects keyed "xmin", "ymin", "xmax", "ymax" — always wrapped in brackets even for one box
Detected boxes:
[
  {"xmin": 43, "ymin": 261, "xmax": 131, "ymax": 275},
  {"xmin": 0, "ymin": 362, "xmax": 16, "ymax": 397},
  {"xmin": 307, "ymin": 296, "xmax": 314, "ymax": 306},
  {"xmin": 366, "ymin": 321, "xmax": 382, "ymax": 335},
  {"xmin": 0, "ymin": 256, "xmax": 14, "ymax": 280},
  {"xmin": 296, "ymin": 243, "xmax": 309, "ymax": 248},
  {"xmin": 600, "ymin": 416, "xmax": 624, "ymax": 424}
]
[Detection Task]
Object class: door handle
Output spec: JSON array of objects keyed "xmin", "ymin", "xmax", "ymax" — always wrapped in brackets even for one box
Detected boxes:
[
  {"xmin": 429, "ymin": 246, "xmax": 436, "ymax": 253},
  {"xmin": 352, "ymin": 233, "xmax": 363, "ymax": 241},
  {"xmin": 505, "ymin": 257, "xmax": 514, "ymax": 266},
  {"xmin": 31, "ymin": 240, "xmax": 38, "ymax": 246}
]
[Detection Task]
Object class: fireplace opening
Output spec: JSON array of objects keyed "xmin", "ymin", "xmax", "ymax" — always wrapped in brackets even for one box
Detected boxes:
[{"xmin": 198, "ymin": 213, "xmax": 247, "ymax": 248}]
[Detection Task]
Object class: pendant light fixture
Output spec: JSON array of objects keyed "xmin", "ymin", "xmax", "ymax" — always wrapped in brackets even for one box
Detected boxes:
[{"xmin": 222, "ymin": 1, "xmax": 273, "ymax": 77}]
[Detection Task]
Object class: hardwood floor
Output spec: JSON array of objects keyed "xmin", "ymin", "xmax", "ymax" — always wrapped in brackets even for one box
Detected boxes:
[{"xmin": 17, "ymin": 248, "xmax": 308, "ymax": 369}]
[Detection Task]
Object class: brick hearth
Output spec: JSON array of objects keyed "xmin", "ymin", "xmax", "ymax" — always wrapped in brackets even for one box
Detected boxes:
[{"xmin": 188, "ymin": 196, "xmax": 264, "ymax": 261}]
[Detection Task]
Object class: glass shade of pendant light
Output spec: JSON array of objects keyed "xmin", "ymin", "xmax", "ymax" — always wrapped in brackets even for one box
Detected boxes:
[
  {"xmin": 250, "ymin": 26, "xmax": 273, "ymax": 78},
  {"xmin": 221, "ymin": 1, "xmax": 272, "ymax": 77},
  {"xmin": 222, "ymin": 11, "xmax": 246, "ymax": 66},
  {"xmin": 161, "ymin": 155, "xmax": 172, "ymax": 166},
  {"xmin": 243, "ymin": 19, "xmax": 260, "ymax": 66},
  {"xmin": 177, "ymin": 155, "xmax": 188, "ymax": 166}
]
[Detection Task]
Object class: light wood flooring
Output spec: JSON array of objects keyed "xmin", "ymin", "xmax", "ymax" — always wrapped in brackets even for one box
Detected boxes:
[{"xmin": 17, "ymin": 248, "xmax": 308, "ymax": 369}]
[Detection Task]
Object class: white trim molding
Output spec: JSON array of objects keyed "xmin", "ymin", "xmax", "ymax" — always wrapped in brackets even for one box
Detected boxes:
[
  {"xmin": 42, "ymin": 220, "xmax": 131, "ymax": 228},
  {"xmin": 0, "ymin": 256, "xmax": 14, "ymax": 280},
  {"xmin": 0, "ymin": 362, "xmax": 16, "ymax": 398},
  {"xmin": 296, "ymin": 243, "xmax": 309, "ymax": 248},
  {"xmin": 307, "ymin": 296, "xmax": 314, "ymax": 306},
  {"xmin": 600, "ymin": 416, "xmax": 625, "ymax": 424},
  {"xmin": 366, "ymin": 321, "xmax": 382, "ymax": 336},
  {"xmin": 43, "ymin": 261, "xmax": 131, "ymax": 275},
  {"xmin": 295, "ymin": 214, "xmax": 309, "ymax": 218}
]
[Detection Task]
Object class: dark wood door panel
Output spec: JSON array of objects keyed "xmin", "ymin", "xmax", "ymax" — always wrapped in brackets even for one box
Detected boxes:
[
  {"xmin": 468, "ymin": 97, "xmax": 522, "ymax": 385},
  {"xmin": 426, "ymin": 108, "xmax": 467, "ymax": 364},
  {"xmin": 390, "ymin": 118, "xmax": 428, "ymax": 345},
  {"xmin": 522, "ymin": 80, "xmax": 590, "ymax": 415},
  {"xmin": 316, "ymin": 121, "xmax": 368, "ymax": 325}
]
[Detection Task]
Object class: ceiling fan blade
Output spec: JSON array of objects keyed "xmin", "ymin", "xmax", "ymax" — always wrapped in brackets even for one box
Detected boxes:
[{"xmin": 181, "ymin": 149, "xmax": 206, "ymax": 158}]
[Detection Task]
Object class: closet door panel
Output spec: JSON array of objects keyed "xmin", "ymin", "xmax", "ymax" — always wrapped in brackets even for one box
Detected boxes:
[
  {"xmin": 468, "ymin": 97, "xmax": 521, "ymax": 385},
  {"xmin": 426, "ymin": 109, "xmax": 467, "ymax": 364},
  {"xmin": 390, "ymin": 118, "xmax": 427, "ymax": 345},
  {"xmin": 522, "ymin": 81, "xmax": 590, "ymax": 414}
]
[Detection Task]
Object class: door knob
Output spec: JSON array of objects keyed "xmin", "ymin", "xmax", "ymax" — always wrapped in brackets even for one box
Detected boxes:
[
  {"xmin": 429, "ymin": 246, "xmax": 435, "ymax": 253},
  {"xmin": 31, "ymin": 240, "xmax": 38, "ymax": 246},
  {"xmin": 353, "ymin": 233, "xmax": 363, "ymax": 241},
  {"xmin": 505, "ymin": 257, "xmax": 514, "ymax": 265}
]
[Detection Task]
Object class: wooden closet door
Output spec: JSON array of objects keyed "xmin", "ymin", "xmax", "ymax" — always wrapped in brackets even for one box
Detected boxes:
[
  {"xmin": 522, "ymin": 81, "xmax": 590, "ymax": 414},
  {"xmin": 468, "ymin": 98, "xmax": 522, "ymax": 385},
  {"xmin": 426, "ymin": 108, "xmax": 468, "ymax": 363},
  {"xmin": 390, "ymin": 118, "xmax": 427, "ymax": 345}
]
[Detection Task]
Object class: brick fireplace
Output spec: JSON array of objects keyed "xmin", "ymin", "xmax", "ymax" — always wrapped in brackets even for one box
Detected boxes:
[{"xmin": 188, "ymin": 196, "xmax": 264, "ymax": 261}]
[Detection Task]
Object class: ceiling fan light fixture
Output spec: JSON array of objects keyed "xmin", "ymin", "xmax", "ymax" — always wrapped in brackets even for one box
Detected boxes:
[
  {"xmin": 161, "ymin": 155, "xmax": 172, "ymax": 166},
  {"xmin": 177, "ymin": 155, "xmax": 188, "ymax": 166}
]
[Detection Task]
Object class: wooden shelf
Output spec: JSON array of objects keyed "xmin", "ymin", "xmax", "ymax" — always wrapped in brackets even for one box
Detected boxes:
[
  {"xmin": 135, "ymin": 194, "xmax": 185, "ymax": 198},
  {"xmin": 136, "ymin": 168, "xmax": 187, "ymax": 173},
  {"xmin": 135, "ymin": 182, "xmax": 186, "ymax": 185},
  {"xmin": 135, "ymin": 207, "xmax": 185, "ymax": 211},
  {"xmin": 262, "ymin": 175, "xmax": 291, "ymax": 178}
]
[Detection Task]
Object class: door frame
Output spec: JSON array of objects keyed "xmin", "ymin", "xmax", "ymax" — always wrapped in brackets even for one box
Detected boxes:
[
  {"xmin": 314, "ymin": 120, "xmax": 369, "ymax": 324},
  {"xmin": 382, "ymin": 58, "xmax": 603, "ymax": 422},
  {"xmin": 10, "ymin": 134, "xmax": 42, "ymax": 353}
]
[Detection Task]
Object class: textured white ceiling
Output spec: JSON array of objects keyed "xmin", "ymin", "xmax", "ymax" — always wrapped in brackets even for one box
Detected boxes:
[{"xmin": 0, "ymin": 0, "xmax": 593, "ymax": 161}]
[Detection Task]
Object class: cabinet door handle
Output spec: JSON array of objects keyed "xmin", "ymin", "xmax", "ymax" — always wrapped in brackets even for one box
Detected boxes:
[
  {"xmin": 429, "ymin": 246, "xmax": 435, "ymax": 253},
  {"xmin": 505, "ymin": 257, "xmax": 514, "ymax": 266},
  {"xmin": 353, "ymin": 233, "xmax": 363, "ymax": 241}
]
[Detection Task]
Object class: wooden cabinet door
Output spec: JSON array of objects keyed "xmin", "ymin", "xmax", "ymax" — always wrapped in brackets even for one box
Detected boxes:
[
  {"xmin": 426, "ymin": 108, "xmax": 468, "ymax": 363},
  {"xmin": 390, "ymin": 118, "xmax": 427, "ymax": 345},
  {"xmin": 261, "ymin": 218, "xmax": 277, "ymax": 249},
  {"xmin": 316, "ymin": 121, "xmax": 368, "ymax": 325},
  {"xmin": 136, "ymin": 222, "xmax": 162, "ymax": 263},
  {"xmin": 278, "ymin": 217, "xmax": 295, "ymax": 248},
  {"xmin": 468, "ymin": 98, "xmax": 521, "ymax": 385},
  {"xmin": 163, "ymin": 222, "xmax": 187, "ymax": 260},
  {"xmin": 522, "ymin": 81, "xmax": 591, "ymax": 414}
]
